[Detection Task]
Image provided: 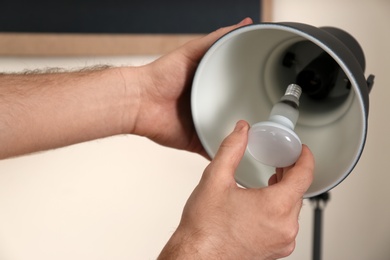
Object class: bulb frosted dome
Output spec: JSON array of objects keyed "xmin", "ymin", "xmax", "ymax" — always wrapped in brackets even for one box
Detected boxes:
[{"xmin": 247, "ymin": 121, "xmax": 302, "ymax": 167}]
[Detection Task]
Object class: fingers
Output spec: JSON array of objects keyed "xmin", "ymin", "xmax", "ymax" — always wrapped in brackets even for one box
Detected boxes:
[
  {"xmin": 278, "ymin": 145, "xmax": 315, "ymax": 198},
  {"xmin": 206, "ymin": 120, "xmax": 249, "ymax": 182},
  {"xmin": 268, "ymin": 168, "xmax": 282, "ymax": 186},
  {"xmin": 268, "ymin": 173, "xmax": 277, "ymax": 186},
  {"xmin": 203, "ymin": 17, "xmax": 253, "ymax": 46},
  {"xmin": 268, "ymin": 161, "xmax": 297, "ymax": 186},
  {"xmin": 181, "ymin": 17, "xmax": 253, "ymax": 63}
]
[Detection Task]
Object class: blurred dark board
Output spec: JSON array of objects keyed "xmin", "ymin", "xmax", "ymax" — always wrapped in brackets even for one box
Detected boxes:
[{"xmin": 1, "ymin": 0, "xmax": 260, "ymax": 34}]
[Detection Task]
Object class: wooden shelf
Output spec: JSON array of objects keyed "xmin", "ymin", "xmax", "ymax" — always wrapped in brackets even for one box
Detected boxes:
[{"xmin": 0, "ymin": 33, "xmax": 203, "ymax": 56}]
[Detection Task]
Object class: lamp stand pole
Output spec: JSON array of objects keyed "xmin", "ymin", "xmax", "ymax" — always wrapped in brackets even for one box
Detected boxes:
[{"xmin": 310, "ymin": 192, "xmax": 330, "ymax": 260}]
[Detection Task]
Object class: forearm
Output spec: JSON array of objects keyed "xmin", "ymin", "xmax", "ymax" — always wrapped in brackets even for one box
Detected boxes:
[
  {"xmin": 0, "ymin": 66, "xmax": 141, "ymax": 159},
  {"xmin": 158, "ymin": 229, "xmax": 218, "ymax": 260},
  {"xmin": 158, "ymin": 225, "xmax": 244, "ymax": 260}
]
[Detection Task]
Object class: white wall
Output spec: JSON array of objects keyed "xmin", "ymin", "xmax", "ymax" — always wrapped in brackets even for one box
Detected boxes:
[
  {"xmin": 271, "ymin": 0, "xmax": 390, "ymax": 259},
  {"xmin": 0, "ymin": 1, "xmax": 389, "ymax": 259}
]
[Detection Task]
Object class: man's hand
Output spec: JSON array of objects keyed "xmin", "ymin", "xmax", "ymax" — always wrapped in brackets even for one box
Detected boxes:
[
  {"xmin": 129, "ymin": 18, "xmax": 253, "ymax": 157},
  {"xmin": 159, "ymin": 120, "xmax": 314, "ymax": 260},
  {"xmin": 0, "ymin": 18, "xmax": 253, "ymax": 159}
]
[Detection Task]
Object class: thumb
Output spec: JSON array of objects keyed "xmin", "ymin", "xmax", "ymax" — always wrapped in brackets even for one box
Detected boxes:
[{"xmin": 206, "ymin": 120, "xmax": 249, "ymax": 181}]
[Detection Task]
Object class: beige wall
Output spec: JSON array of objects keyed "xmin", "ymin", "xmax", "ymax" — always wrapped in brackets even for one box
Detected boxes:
[
  {"xmin": 0, "ymin": 1, "xmax": 389, "ymax": 259},
  {"xmin": 270, "ymin": 0, "xmax": 390, "ymax": 259}
]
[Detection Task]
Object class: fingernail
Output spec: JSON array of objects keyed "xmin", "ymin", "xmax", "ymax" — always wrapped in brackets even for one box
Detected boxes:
[
  {"xmin": 237, "ymin": 17, "xmax": 252, "ymax": 26},
  {"xmin": 234, "ymin": 120, "xmax": 247, "ymax": 132}
]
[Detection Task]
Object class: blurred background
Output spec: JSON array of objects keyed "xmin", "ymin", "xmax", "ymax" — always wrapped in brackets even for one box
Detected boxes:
[{"xmin": 0, "ymin": 1, "xmax": 389, "ymax": 259}]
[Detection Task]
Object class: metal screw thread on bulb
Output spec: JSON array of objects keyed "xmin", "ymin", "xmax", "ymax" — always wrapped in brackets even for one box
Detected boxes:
[{"xmin": 285, "ymin": 84, "xmax": 302, "ymax": 100}]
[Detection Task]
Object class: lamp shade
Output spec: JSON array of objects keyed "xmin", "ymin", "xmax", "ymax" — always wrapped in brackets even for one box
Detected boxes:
[{"xmin": 191, "ymin": 23, "xmax": 373, "ymax": 197}]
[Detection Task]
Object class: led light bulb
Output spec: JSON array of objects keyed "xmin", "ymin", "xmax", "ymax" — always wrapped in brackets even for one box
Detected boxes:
[{"xmin": 247, "ymin": 84, "xmax": 302, "ymax": 167}]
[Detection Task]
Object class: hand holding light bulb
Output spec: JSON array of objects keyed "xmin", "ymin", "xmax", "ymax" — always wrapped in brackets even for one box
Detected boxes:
[{"xmin": 247, "ymin": 84, "xmax": 302, "ymax": 167}]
